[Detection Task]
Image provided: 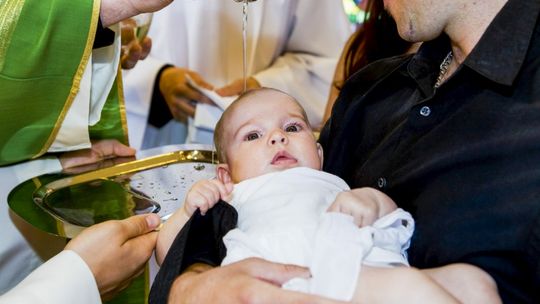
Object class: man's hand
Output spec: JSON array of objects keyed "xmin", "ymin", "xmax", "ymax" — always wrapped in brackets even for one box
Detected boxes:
[
  {"xmin": 159, "ymin": 67, "xmax": 214, "ymax": 121},
  {"xmin": 169, "ymin": 258, "xmax": 345, "ymax": 304},
  {"xmin": 215, "ymin": 77, "xmax": 261, "ymax": 97},
  {"xmin": 65, "ymin": 214, "xmax": 161, "ymax": 300},
  {"xmin": 58, "ymin": 139, "xmax": 136, "ymax": 170},
  {"xmin": 327, "ymin": 188, "xmax": 397, "ymax": 227}
]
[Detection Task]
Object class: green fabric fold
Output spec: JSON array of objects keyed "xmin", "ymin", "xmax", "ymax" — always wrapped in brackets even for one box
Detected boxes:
[{"xmin": 0, "ymin": 0, "xmax": 127, "ymax": 166}]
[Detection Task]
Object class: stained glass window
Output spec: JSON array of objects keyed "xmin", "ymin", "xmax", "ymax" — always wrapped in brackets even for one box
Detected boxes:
[{"xmin": 342, "ymin": 0, "xmax": 366, "ymax": 25}]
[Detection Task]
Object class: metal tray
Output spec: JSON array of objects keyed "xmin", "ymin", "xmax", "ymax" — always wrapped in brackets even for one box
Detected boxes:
[{"xmin": 9, "ymin": 147, "xmax": 217, "ymax": 238}]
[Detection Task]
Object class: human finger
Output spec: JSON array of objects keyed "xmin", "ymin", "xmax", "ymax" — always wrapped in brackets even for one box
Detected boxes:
[
  {"xmin": 195, "ymin": 185, "xmax": 221, "ymax": 214},
  {"xmin": 120, "ymin": 213, "xmax": 161, "ymax": 239},
  {"xmin": 140, "ymin": 37, "xmax": 152, "ymax": 59},
  {"xmin": 122, "ymin": 43, "xmax": 142, "ymax": 69},
  {"xmin": 120, "ymin": 19, "xmax": 137, "ymax": 44},
  {"xmin": 216, "ymin": 77, "xmax": 261, "ymax": 96},
  {"xmin": 172, "ymin": 97, "xmax": 196, "ymax": 118},
  {"xmin": 59, "ymin": 140, "xmax": 136, "ymax": 169},
  {"xmin": 231, "ymin": 259, "xmax": 346, "ymax": 304},
  {"xmin": 187, "ymin": 191, "xmax": 211, "ymax": 215},
  {"xmin": 215, "ymin": 79, "xmax": 243, "ymax": 97},
  {"xmin": 192, "ymin": 191, "xmax": 212, "ymax": 216},
  {"xmin": 209, "ymin": 179, "xmax": 233, "ymax": 200},
  {"xmin": 326, "ymin": 200, "xmax": 342, "ymax": 213},
  {"xmin": 205, "ymin": 180, "xmax": 227, "ymax": 201},
  {"xmin": 187, "ymin": 71, "xmax": 214, "ymax": 90},
  {"xmin": 180, "ymin": 85, "xmax": 213, "ymax": 105},
  {"xmin": 92, "ymin": 139, "xmax": 137, "ymax": 158},
  {"xmin": 238, "ymin": 258, "xmax": 311, "ymax": 286}
]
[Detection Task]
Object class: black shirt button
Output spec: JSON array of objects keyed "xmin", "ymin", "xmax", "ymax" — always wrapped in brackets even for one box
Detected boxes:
[
  {"xmin": 420, "ymin": 106, "xmax": 431, "ymax": 117},
  {"xmin": 377, "ymin": 177, "xmax": 387, "ymax": 188}
]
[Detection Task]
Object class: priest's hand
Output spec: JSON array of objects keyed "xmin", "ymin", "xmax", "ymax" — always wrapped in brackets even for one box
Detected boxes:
[
  {"xmin": 215, "ymin": 77, "xmax": 261, "ymax": 97},
  {"xmin": 159, "ymin": 67, "xmax": 214, "ymax": 121},
  {"xmin": 65, "ymin": 214, "xmax": 161, "ymax": 300},
  {"xmin": 58, "ymin": 139, "xmax": 136, "ymax": 170}
]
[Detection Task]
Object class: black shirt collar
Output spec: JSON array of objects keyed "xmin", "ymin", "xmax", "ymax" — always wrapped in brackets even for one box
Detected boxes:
[
  {"xmin": 410, "ymin": 0, "xmax": 540, "ymax": 88},
  {"xmin": 465, "ymin": 0, "xmax": 540, "ymax": 86}
]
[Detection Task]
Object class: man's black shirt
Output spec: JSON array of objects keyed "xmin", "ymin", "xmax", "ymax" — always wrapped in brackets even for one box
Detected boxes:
[{"xmin": 320, "ymin": 0, "xmax": 540, "ymax": 302}]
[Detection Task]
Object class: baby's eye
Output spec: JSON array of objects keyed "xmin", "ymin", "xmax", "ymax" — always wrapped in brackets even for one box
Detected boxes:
[
  {"xmin": 285, "ymin": 124, "xmax": 302, "ymax": 132},
  {"xmin": 245, "ymin": 132, "xmax": 260, "ymax": 141}
]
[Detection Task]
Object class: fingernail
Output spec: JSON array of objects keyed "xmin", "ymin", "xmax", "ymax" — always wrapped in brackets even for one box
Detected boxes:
[{"xmin": 146, "ymin": 214, "xmax": 160, "ymax": 228}]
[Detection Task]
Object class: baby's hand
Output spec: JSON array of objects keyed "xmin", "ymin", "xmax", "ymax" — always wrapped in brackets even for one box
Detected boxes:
[
  {"xmin": 184, "ymin": 179, "xmax": 234, "ymax": 216},
  {"xmin": 327, "ymin": 187, "xmax": 397, "ymax": 227},
  {"xmin": 156, "ymin": 179, "xmax": 232, "ymax": 265}
]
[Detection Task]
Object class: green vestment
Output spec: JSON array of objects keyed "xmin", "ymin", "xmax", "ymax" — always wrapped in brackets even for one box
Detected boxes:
[{"xmin": 0, "ymin": 0, "xmax": 128, "ymax": 166}]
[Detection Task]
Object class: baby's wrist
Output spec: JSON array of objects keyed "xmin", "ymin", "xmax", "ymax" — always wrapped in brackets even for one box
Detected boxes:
[{"xmin": 180, "ymin": 203, "xmax": 194, "ymax": 217}]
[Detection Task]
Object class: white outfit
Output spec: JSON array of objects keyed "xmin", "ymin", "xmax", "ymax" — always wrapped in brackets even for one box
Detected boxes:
[
  {"xmin": 0, "ymin": 29, "xmax": 120, "ymax": 299},
  {"xmin": 0, "ymin": 251, "xmax": 100, "ymax": 304},
  {"xmin": 222, "ymin": 167, "xmax": 414, "ymax": 301},
  {"xmin": 123, "ymin": 0, "xmax": 352, "ymax": 148}
]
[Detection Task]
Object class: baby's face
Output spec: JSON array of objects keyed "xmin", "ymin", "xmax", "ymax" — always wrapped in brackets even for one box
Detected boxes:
[{"xmin": 222, "ymin": 91, "xmax": 322, "ymax": 183}]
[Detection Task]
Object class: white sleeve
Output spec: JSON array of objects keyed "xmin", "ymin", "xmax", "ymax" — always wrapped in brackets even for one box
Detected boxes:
[
  {"xmin": 0, "ymin": 250, "xmax": 101, "ymax": 304},
  {"xmin": 49, "ymin": 24, "xmax": 122, "ymax": 153},
  {"xmin": 122, "ymin": 56, "xmax": 170, "ymax": 149},
  {"xmin": 8, "ymin": 156, "xmax": 62, "ymax": 182},
  {"xmin": 253, "ymin": 0, "xmax": 353, "ymax": 128}
]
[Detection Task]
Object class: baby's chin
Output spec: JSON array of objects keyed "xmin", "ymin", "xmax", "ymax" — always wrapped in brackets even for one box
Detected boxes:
[
  {"xmin": 236, "ymin": 163, "xmax": 320, "ymax": 182},
  {"xmin": 268, "ymin": 163, "xmax": 319, "ymax": 173},
  {"xmin": 255, "ymin": 164, "xmax": 299, "ymax": 178},
  {"xmin": 280, "ymin": 162, "xmax": 322, "ymax": 171}
]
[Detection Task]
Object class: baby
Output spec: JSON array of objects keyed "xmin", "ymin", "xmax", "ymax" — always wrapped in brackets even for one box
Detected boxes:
[{"xmin": 154, "ymin": 88, "xmax": 500, "ymax": 303}]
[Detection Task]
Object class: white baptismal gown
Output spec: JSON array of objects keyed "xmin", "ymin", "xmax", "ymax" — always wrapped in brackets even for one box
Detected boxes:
[{"xmin": 222, "ymin": 167, "xmax": 414, "ymax": 301}]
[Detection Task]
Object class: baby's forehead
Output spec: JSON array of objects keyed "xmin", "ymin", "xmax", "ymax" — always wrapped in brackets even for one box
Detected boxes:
[
  {"xmin": 239, "ymin": 91, "xmax": 301, "ymax": 112},
  {"xmin": 220, "ymin": 89, "xmax": 308, "ymax": 134}
]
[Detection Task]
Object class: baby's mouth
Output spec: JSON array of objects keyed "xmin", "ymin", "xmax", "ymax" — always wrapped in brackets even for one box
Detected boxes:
[{"xmin": 271, "ymin": 151, "xmax": 297, "ymax": 165}]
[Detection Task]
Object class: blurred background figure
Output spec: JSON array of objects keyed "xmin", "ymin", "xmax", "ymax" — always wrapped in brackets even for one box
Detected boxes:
[
  {"xmin": 323, "ymin": 0, "xmax": 414, "ymax": 126},
  {"xmin": 123, "ymin": 0, "xmax": 352, "ymax": 149}
]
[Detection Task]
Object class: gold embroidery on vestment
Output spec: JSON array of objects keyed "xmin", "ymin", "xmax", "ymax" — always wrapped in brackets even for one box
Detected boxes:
[{"xmin": 0, "ymin": 0, "xmax": 25, "ymax": 72}]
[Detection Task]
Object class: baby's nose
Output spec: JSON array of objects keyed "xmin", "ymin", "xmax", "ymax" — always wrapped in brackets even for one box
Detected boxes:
[
  {"xmin": 271, "ymin": 137, "xmax": 286, "ymax": 145},
  {"xmin": 269, "ymin": 130, "xmax": 288, "ymax": 145}
]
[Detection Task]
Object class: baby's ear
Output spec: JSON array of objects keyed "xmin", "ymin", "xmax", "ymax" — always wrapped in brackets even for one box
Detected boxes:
[{"xmin": 216, "ymin": 164, "xmax": 233, "ymax": 184}]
